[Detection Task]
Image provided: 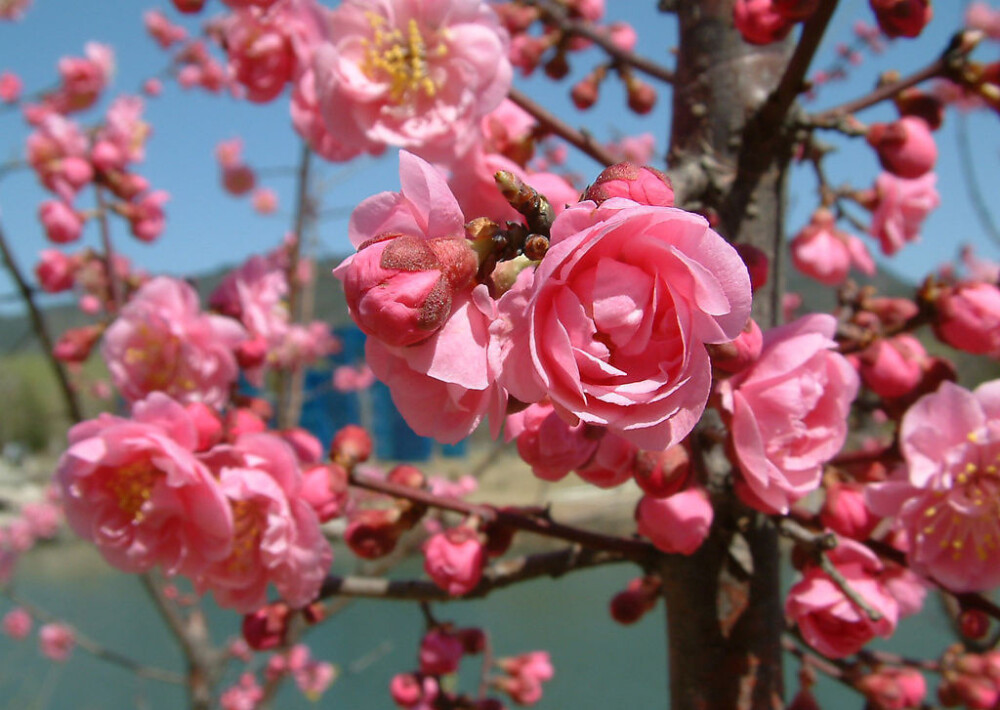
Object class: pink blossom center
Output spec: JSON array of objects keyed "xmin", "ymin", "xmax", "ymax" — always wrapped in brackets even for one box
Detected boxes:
[
  {"xmin": 106, "ymin": 460, "xmax": 158, "ymax": 521},
  {"xmin": 228, "ymin": 500, "xmax": 264, "ymax": 573},
  {"xmin": 361, "ymin": 15, "xmax": 447, "ymax": 104}
]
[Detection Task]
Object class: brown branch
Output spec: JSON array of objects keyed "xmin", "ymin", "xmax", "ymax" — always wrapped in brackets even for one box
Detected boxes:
[
  {"xmin": 777, "ymin": 518, "xmax": 882, "ymax": 621},
  {"xmin": 765, "ymin": 0, "xmax": 840, "ymax": 125},
  {"xmin": 807, "ymin": 31, "xmax": 980, "ymax": 128},
  {"xmin": 349, "ymin": 471, "xmax": 656, "ymax": 560},
  {"xmin": 2, "ymin": 588, "xmax": 185, "ymax": 685},
  {"xmin": 0, "ymin": 217, "xmax": 84, "ymax": 423},
  {"xmin": 508, "ymin": 87, "xmax": 617, "ymax": 167},
  {"xmin": 521, "ymin": 0, "xmax": 675, "ymax": 84},
  {"xmin": 317, "ymin": 545, "xmax": 631, "ymax": 602},
  {"xmin": 94, "ymin": 186, "xmax": 122, "ymax": 312}
]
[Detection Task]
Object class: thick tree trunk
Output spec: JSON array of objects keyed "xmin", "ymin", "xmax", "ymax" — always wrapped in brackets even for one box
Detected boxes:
[{"xmin": 661, "ymin": 2, "xmax": 798, "ymax": 708}]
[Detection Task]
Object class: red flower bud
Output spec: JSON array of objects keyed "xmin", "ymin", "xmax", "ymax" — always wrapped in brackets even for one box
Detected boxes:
[
  {"xmin": 582, "ymin": 162, "xmax": 674, "ymax": 207},
  {"xmin": 331, "ymin": 424, "xmax": 372, "ymax": 467},
  {"xmin": 242, "ymin": 602, "xmax": 290, "ymax": 651},
  {"xmin": 870, "ymin": 0, "xmax": 932, "ymax": 39},
  {"xmin": 632, "ymin": 447, "xmax": 690, "ymax": 499},
  {"xmin": 345, "ymin": 508, "xmax": 402, "ymax": 559},
  {"xmin": 867, "ymin": 117, "xmax": 937, "ymax": 179}
]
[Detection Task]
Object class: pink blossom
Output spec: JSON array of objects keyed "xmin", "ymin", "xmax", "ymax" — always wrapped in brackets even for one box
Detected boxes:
[
  {"xmin": 56, "ymin": 393, "xmax": 234, "ymax": 575},
  {"xmin": 25, "ymin": 118, "xmax": 89, "ymax": 197},
  {"xmin": 636, "ymin": 487, "xmax": 713, "ymax": 555},
  {"xmin": 496, "ymin": 651, "xmax": 554, "ymax": 706},
  {"xmin": 790, "ymin": 210, "xmax": 875, "ymax": 286},
  {"xmin": 142, "ymin": 78, "xmax": 163, "ymax": 97},
  {"xmin": 709, "ymin": 317, "xmax": 763, "ymax": 374},
  {"xmin": 868, "ymin": 172, "xmax": 939, "ymax": 256},
  {"xmin": 856, "ymin": 666, "xmax": 927, "ymax": 709},
  {"xmin": 582, "ymin": 162, "xmax": 674, "ymax": 207},
  {"xmin": 960, "ymin": 245, "xmax": 1000, "ymax": 284},
  {"xmin": 196, "ymin": 433, "xmax": 332, "ymax": 612},
  {"xmin": 606, "ymin": 133, "xmax": 656, "ymax": 165},
  {"xmin": 505, "ymin": 401, "xmax": 599, "ymax": 482},
  {"xmin": 96, "ymin": 95, "xmax": 150, "ymax": 167},
  {"xmin": 314, "ymin": 0, "xmax": 512, "ymax": 161},
  {"xmin": 785, "ymin": 538, "xmax": 899, "ymax": 658},
  {"xmin": 144, "ymin": 9, "xmax": 187, "ymax": 48},
  {"xmin": 38, "ymin": 200, "xmax": 83, "ymax": 243},
  {"xmin": 424, "ymin": 527, "xmax": 485, "ymax": 596},
  {"xmin": 391, "ymin": 673, "xmax": 439, "ymax": 708},
  {"xmin": 290, "ymin": 69, "xmax": 372, "ymax": 162},
  {"xmin": 224, "ymin": 9, "xmax": 296, "ymax": 103},
  {"xmin": 35, "ymin": 249, "xmax": 76, "ymax": 293},
  {"xmin": 210, "ymin": 252, "xmax": 288, "ymax": 341},
  {"xmin": 252, "ymin": 187, "xmax": 278, "ymax": 214},
  {"xmin": 51, "ymin": 42, "xmax": 115, "ymax": 113},
  {"xmin": 2, "ymin": 607, "xmax": 31, "ymax": 640},
  {"xmin": 733, "ymin": 0, "xmax": 794, "ymax": 45},
  {"xmin": 220, "ymin": 672, "xmax": 264, "ymax": 710},
  {"xmin": 20, "ymin": 501, "xmax": 61, "ymax": 539},
  {"xmin": 332, "ymin": 363, "xmax": 375, "ymax": 392},
  {"xmin": 934, "ymin": 282, "xmax": 1000, "ymax": 358},
  {"xmin": 608, "ymin": 21, "xmax": 638, "ymax": 52},
  {"xmin": 867, "ymin": 117, "xmax": 937, "ymax": 180},
  {"xmin": 367, "ymin": 285, "xmax": 505, "ymax": 443},
  {"xmin": 53, "ymin": 324, "xmax": 102, "ymax": 363},
  {"xmin": 300, "ymin": 463, "xmax": 349, "ymax": 522},
  {"xmin": 481, "ymin": 99, "xmax": 536, "ymax": 163},
  {"xmin": 867, "ymin": 380, "xmax": 1000, "ymax": 592},
  {"xmin": 0, "ymin": 71, "xmax": 22, "ymax": 102},
  {"xmin": 496, "ymin": 199, "xmax": 752, "ymax": 451},
  {"xmin": 419, "ymin": 628, "xmax": 464, "ymax": 675},
  {"xmin": 39, "ymin": 623, "xmax": 75, "ymax": 662},
  {"xmin": 102, "ymin": 276, "xmax": 246, "ymax": 407},
  {"xmin": 719, "ymin": 314, "xmax": 859, "ymax": 514},
  {"xmin": 0, "ymin": 0, "xmax": 31, "ymax": 20},
  {"xmin": 966, "ymin": 2, "xmax": 1000, "ymax": 39},
  {"xmin": 128, "ymin": 190, "xmax": 169, "ymax": 242}
]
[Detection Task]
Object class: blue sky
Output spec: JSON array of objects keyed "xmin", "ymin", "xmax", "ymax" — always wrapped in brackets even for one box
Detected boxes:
[{"xmin": 0, "ymin": 0, "xmax": 996, "ymax": 315}]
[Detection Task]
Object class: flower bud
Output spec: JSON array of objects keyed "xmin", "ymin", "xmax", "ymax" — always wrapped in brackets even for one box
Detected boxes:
[
  {"xmin": 735, "ymin": 243, "xmax": 770, "ymax": 292},
  {"xmin": 222, "ymin": 164, "xmax": 256, "ymax": 195},
  {"xmin": 345, "ymin": 508, "xmax": 402, "ymax": 559},
  {"xmin": 854, "ymin": 334, "xmax": 927, "ymax": 399},
  {"xmin": 709, "ymin": 318, "xmax": 763, "ymax": 373},
  {"xmin": 733, "ymin": 0, "xmax": 795, "ymax": 45},
  {"xmin": 819, "ymin": 480, "xmax": 880, "ymax": 540},
  {"xmin": 235, "ymin": 335, "xmax": 269, "ymax": 370},
  {"xmin": 933, "ymin": 282, "xmax": 1000, "ymax": 358},
  {"xmin": 636, "ymin": 487, "xmax": 713, "ymax": 555},
  {"xmin": 331, "ymin": 424, "xmax": 372, "ymax": 467},
  {"xmin": 53, "ymin": 324, "xmax": 102, "ymax": 363},
  {"xmin": 870, "ymin": 0, "xmax": 932, "ymax": 38},
  {"xmin": 242, "ymin": 602, "xmax": 290, "ymax": 651},
  {"xmin": 184, "ymin": 401, "xmax": 223, "ymax": 451},
  {"xmin": 419, "ymin": 628, "xmax": 464, "ymax": 675},
  {"xmin": 632, "ymin": 446, "xmax": 690, "ymax": 498},
  {"xmin": 507, "ymin": 402, "xmax": 598, "ymax": 482},
  {"xmin": 339, "ymin": 234, "xmax": 478, "ymax": 347},
  {"xmin": 39, "ymin": 200, "xmax": 84, "ymax": 244},
  {"xmin": 576, "ymin": 433, "xmax": 637, "ymax": 488},
  {"xmin": 35, "ymin": 249, "xmax": 77, "ymax": 293},
  {"xmin": 582, "ymin": 162, "xmax": 674, "ymax": 207},
  {"xmin": 626, "ymin": 77, "xmax": 656, "ymax": 114},
  {"xmin": 959, "ymin": 609, "xmax": 991, "ymax": 640},
  {"xmin": 570, "ymin": 75, "xmax": 600, "ymax": 110},
  {"xmin": 867, "ymin": 117, "xmax": 937, "ymax": 179}
]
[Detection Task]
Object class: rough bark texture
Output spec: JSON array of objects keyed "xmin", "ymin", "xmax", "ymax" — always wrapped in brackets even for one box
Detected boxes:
[{"xmin": 661, "ymin": 2, "xmax": 798, "ymax": 708}]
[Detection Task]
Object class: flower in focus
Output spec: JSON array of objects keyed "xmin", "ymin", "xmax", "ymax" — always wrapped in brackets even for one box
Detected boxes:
[
  {"xmin": 719, "ymin": 314, "xmax": 859, "ymax": 514},
  {"xmin": 785, "ymin": 538, "xmax": 899, "ymax": 658},
  {"xmin": 313, "ymin": 0, "xmax": 512, "ymax": 161},
  {"xmin": 497, "ymin": 198, "xmax": 752, "ymax": 451},
  {"xmin": 867, "ymin": 380, "xmax": 1000, "ymax": 592}
]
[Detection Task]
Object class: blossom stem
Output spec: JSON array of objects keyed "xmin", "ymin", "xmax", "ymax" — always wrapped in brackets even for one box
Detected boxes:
[
  {"xmin": 508, "ymin": 87, "xmax": 617, "ymax": 167},
  {"xmin": 0, "ymin": 217, "xmax": 83, "ymax": 423},
  {"xmin": 317, "ymin": 546, "xmax": 631, "ymax": 602},
  {"xmin": 349, "ymin": 471, "xmax": 656, "ymax": 560},
  {"xmin": 520, "ymin": 0, "xmax": 675, "ymax": 85}
]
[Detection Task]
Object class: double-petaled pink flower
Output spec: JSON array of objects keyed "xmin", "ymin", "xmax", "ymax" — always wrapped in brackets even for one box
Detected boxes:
[
  {"xmin": 56, "ymin": 393, "xmax": 234, "ymax": 576},
  {"xmin": 313, "ymin": 0, "xmax": 512, "ymax": 161},
  {"xmin": 785, "ymin": 538, "xmax": 899, "ymax": 658},
  {"xmin": 195, "ymin": 433, "xmax": 332, "ymax": 612},
  {"xmin": 719, "ymin": 314, "xmax": 859, "ymax": 514},
  {"xmin": 496, "ymin": 198, "xmax": 752, "ymax": 451},
  {"xmin": 867, "ymin": 380, "xmax": 1000, "ymax": 592},
  {"xmin": 102, "ymin": 276, "xmax": 246, "ymax": 408},
  {"xmin": 868, "ymin": 171, "xmax": 939, "ymax": 256}
]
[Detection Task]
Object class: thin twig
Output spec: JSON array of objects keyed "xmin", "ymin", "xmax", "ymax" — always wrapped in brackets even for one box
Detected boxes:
[
  {"xmin": 521, "ymin": 0, "xmax": 675, "ymax": 84},
  {"xmin": 317, "ymin": 546, "xmax": 631, "ymax": 602},
  {"xmin": 94, "ymin": 186, "xmax": 122, "ymax": 311},
  {"xmin": 2, "ymin": 588, "xmax": 185, "ymax": 685},
  {"xmin": 349, "ymin": 471, "xmax": 656, "ymax": 560},
  {"xmin": 0, "ymin": 217, "xmax": 84, "ymax": 423},
  {"xmin": 508, "ymin": 87, "xmax": 617, "ymax": 167}
]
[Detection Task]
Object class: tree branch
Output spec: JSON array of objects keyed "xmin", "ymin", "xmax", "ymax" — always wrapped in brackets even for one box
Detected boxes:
[
  {"xmin": 0, "ymin": 217, "xmax": 84, "ymax": 423},
  {"xmin": 3, "ymin": 588, "xmax": 185, "ymax": 685},
  {"xmin": 349, "ymin": 471, "xmax": 656, "ymax": 561},
  {"xmin": 317, "ymin": 546, "xmax": 631, "ymax": 602},
  {"xmin": 521, "ymin": 0, "xmax": 675, "ymax": 85},
  {"xmin": 508, "ymin": 87, "xmax": 617, "ymax": 167}
]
